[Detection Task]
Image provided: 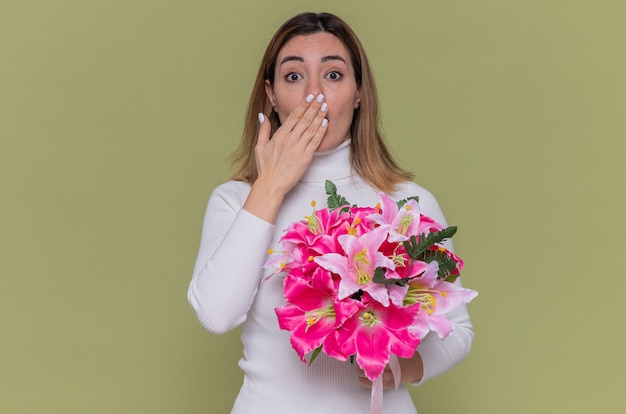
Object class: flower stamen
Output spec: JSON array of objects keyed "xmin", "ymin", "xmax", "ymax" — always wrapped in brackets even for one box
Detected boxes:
[
  {"xmin": 305, "ymin": 200, "xmax": 321, "ymax": 234},
  {"xmin": 353, "ymin": 248, "xmax": 372, "ymax": 285},
  {"xmin": 345, "ymin": 217, "xmax": 362, "ymax": 236},
  {"xmin": 404, "ymin": 286, "xmax": 443, "ymax": 313},
  {"xmin": 397, "ymin": 213, "xmax": 413, "ymax": 236},
  {"xmin": 304, "ymin": 306, "xmax": 335, "ymax": 331},
  {"xmin": 359, "ymin": 310, "xmax": 379, "ymax": 327},
  {"xmin": 390, "ymin": 245, "xmax": 406, "ymax": 268}
]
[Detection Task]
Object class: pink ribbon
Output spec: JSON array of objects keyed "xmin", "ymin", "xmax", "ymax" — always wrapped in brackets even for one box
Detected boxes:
[{"xmin": 370, "ymin": 355, "xmax": 401, "ymax": 414}]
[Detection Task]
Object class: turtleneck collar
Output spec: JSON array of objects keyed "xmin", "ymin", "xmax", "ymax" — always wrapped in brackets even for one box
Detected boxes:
[{"xmin": 300, "ymin": 139, "xmax": 353, "ymax": 183}]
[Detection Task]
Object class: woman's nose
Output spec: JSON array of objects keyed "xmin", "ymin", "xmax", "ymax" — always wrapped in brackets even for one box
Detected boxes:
[{"xmin": 306, "ymin": 78, "xmax": 322, "ymax": 96}]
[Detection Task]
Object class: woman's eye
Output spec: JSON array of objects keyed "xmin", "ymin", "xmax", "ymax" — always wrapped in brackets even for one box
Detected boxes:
[
  {"xmin": 285, "ymin": 73, "xmax": 303, "ymax": 82},
  {"xmin": 326, "ymin": 71, "xmax": 343, "ymax": 80}
]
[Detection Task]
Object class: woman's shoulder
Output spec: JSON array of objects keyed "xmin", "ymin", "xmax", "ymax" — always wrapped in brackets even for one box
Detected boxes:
[
  {"xmin": 207, "ymin": 180, "xmax": 252, "ymax": 207},
  {"xmin": 393, "ymin": 181, "xmax": 439, "ymax": 204},
  {"xmin": 212, "ymin": 179, "xmax": 252, "ymax": 194}
]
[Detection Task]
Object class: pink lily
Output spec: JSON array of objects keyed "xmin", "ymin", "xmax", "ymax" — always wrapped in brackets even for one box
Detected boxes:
[
  {"xmin": 315, "ymin": 225, "xmax": 395, "ymax": 306},
  {"xmin": 370, "ymin": 193, "xmax": 446, "ymax": 243},
  {"xmin": 418, "ymin": 213, "xmax": 445, "ymax": 234},
  {"xmin": 369, "ymin": 193, "xmax": 422, "ymax": 242},
  {"xmin": 264, "ymin": 240, "xmax": 297, "ymax": 277},
  {"xmin": 374, "ymin": 240, "xmax": 433, "ymax": 306},
  {"xmin": 275, "ymin": 269, "xmax": 360, "ymax": 363},
  {"xmin": 339, "ymin": 207, "xmax": 378, "ymax": 238},
  {"xmin": 273, "ymin": 205, "xmax": 351, "ymax": 279},
  {"xmin": 404, "ymin": 261, "xmax": 477, "ymax": 339},
  {"xmin": 337, "ymin": 292, "xmax": 421, "ymax": 381}
]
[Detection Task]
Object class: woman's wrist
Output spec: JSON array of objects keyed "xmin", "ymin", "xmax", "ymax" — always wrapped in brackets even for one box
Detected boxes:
[{"xmin": 243, "ymin": 177, "xmax": 287, "ymax": 224}]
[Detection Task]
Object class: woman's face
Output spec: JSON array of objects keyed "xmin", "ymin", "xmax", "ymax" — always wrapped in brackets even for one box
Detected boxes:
[{"xmin": 266, "ymin": 32, "xmax": 360, "ymax": 152}]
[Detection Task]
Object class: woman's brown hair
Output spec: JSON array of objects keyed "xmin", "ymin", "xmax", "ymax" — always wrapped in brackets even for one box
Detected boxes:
[{"xmin": 230, "ymin": 12, "xmax": 413, "ymax": 193}]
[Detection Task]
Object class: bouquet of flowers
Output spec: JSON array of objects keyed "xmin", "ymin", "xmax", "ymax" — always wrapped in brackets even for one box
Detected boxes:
[{"xmin": 265, "ymin": 181, "xmax": 477, "ymax": 412}]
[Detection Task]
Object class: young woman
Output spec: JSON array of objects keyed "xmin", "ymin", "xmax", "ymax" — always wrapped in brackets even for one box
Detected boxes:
[{"xmin": 188, "ymin": 12, "xmax": 473, "ymax": 413}]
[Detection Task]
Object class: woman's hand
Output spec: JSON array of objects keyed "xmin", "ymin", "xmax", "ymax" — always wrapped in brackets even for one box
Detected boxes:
[
  {"xmin": 256, "ymin": 92, "xmax": 328, "ymax": 193},
  {"xmin": 243, "ymin": 93, "xmax": 328, "ymax": 223},
  {"xmin": 356, "ymin": 353, "xmax": 425, "ymax": 389}
]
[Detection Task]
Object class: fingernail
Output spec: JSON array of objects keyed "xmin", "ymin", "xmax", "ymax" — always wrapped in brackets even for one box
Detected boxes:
[
  {"xmin": 258, "ymin": 113, "xmax": 264, "ymax": 123},
  {"xmin": 321, "ymin": 103, "xmax": 328, "ymax": 112},
  {"xmin": 322, "ymin": 118, "xmax": 328, "ymax": 127},
  {"xmin": 306, "ymin": 94, "xmax": 315, "ymax": 103},
  {"xmin": 316, "ymin": 93, "xmax": 324, "ymax": 103}
]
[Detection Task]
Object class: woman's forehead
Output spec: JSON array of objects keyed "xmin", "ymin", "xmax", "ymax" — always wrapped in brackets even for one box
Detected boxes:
[{"xmin": 278, "ymin": 33, "xmax": 350, "ymax": 61}]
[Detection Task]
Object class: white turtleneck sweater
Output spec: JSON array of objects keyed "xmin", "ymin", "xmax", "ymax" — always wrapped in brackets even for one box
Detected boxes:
[{"xmin": 188, "ymin": 140, "xmax": 473, "ymax": 413}]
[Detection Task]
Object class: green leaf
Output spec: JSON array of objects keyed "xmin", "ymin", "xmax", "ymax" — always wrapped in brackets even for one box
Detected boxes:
[
  {"xmin": 444, "ymin": 274, "xmax": 460, "ymax": 283},
  {"xmin": 308, "ymin": 346, "xmax": 323, "ymax": 366},
  {"xmin": 372, "ymin": 267, "xmax": 409, "ymax": 286},
  {"xmin": 372, "ymin": 267, "xmax": 389, "ymax": 284},
  {"xmin": 421, "ymin": 249, "xmax": 461, "ymax": 279},
  {"xmin": 325, "ymin": 180, "xmax": 350, "ymax": 211},
  {"xmin": 402, "ymin": 226, "xmax": 458, "ymax": 259}
]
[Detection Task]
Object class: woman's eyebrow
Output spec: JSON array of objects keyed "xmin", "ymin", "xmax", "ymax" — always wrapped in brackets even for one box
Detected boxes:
[
  {"xmin": 321, "ymin": 55, "xmax": 346, "ymax": 63},
  {"xmin": 279, "ymin": 55, "xmax": 347, "ymax": 65},
  {"xmin": 280, "ymin": 56, "xmax": 304, "ymax": 65}
]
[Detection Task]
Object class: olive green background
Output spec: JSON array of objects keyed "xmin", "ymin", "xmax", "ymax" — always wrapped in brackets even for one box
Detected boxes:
[{"xmin": 2, "ymin": 0, "xmax": 624, "ymax": 413}]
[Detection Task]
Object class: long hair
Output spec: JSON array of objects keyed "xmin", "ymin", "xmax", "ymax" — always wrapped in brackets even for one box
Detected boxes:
[{"xmin": 230, "ymin": 12, "xmax": 413, "ymax": 192}]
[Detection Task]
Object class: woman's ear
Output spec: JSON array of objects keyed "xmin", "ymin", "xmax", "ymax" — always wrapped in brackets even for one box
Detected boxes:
[
  {"xmin": 354, "ymin": 89, "xmax": 361, "ymax": 109},
  {"xmin": 264, "ymin": 79, "xmax": 277, "ymax": 110}
]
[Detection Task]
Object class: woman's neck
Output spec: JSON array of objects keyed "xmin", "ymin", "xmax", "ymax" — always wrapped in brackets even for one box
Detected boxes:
[{"xmin": 300, "ymin": 139, "xmax": 352, "ymax": 183}]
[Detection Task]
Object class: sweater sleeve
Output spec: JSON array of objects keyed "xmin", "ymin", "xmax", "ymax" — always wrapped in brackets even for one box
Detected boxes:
[
  {"xmin": 414, "ymin": 300, "xmax": 474, "ymax": 385},
  {"xmin": 187, "ymin": 182, "xmax": 275, "ymax": 334},
  {"xmin": 404, "ymin": 183, "xmax": 475, "ymax": 386}
]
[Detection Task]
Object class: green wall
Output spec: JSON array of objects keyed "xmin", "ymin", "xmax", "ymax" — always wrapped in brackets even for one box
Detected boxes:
[{"xmin": 2, "ymin": 1, "xmax": 624, "ymax": 412}]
